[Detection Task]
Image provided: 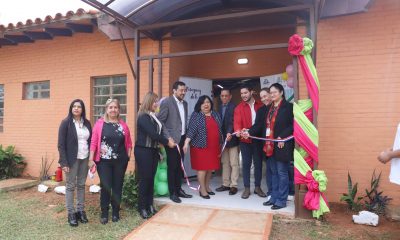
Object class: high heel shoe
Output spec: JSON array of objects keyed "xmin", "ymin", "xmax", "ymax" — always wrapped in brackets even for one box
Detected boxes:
[
  {"xmin": 199, "ymin": 192, "xmax": 210, "ymax": 199},
  {"xmin": 207, "ymin": 191, "xmax": 215, "ymax": 195}
]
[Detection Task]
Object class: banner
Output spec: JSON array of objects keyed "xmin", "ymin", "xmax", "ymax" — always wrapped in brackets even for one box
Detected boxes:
[{"xmin": 260, "ymin": 73, "xmax": 294, "ymax": 102}]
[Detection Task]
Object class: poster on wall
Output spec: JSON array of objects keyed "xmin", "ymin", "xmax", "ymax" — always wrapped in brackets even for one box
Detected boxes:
[
  {"xmin": 260, "ymin": 73, "xmax": 294, "ymax": 102},
  {"xmin": 179, "ymin": 76, "xmax": 213, "ymax": 177}
]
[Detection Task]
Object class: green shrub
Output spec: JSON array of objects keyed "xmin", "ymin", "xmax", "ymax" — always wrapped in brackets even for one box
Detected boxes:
[
  {"xmin": 364, "ymin": 170, "xmax": 392, "ymax": 215},
  {"xmin": 0, "ymin": 145, "xmax": 26, "ymax": 180},
  {"xmin": 122, "ymin": 172, "xmax": 139, "ymax": 209},
  {"xmin": 340, "ymin": 172, "xmax": 363, "ymax": 211}
]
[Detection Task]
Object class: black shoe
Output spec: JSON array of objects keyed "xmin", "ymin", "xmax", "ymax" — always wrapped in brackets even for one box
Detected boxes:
[
  {"xmin": 100, "ymin": 208, "xmax": 109, "ymax": 224},
  {"xmin": 112, "ymin": 215, "xmax": 120, "ymax": 222},
  {"xmin": 215, "ymin": 185, "xmax": 230, "ymax": 192},
  {"xmin": 178, "ymin": 189, "xmax": 193, "ymax": 198},
  {"xmin": 100, "ymin": 217, "xmax": 108, "ymax": 224},
  {"xmin": 271, "ymin": 205, "xmax": 285, "ymax": 210},
  {"xmin": 68, "ymin": 213, "xmax": 78, "ymax": 227},
  {"xmin": 148, "ymin": 205, "xmax": 158, "ymax": 215},
  {"xmin": 139, "ymin": 209, "xmax": 150, "ymax": 219},
  {"xmin": 229, "ymin": 187, "xmax": 238, "ymax": 195},
  {"xmin": 199, "ymin": 192, "xmax": 210, "ymax": 199},
  {"xmin": 75, "ymin": 211, "xmax": 88, "ymax": 223},
  {"xmin": 207, "ymin": 191, "xmax": 215, "ymax": 195},
  {"xmin": 170, "ymin": 194, "xmax": 182, "ymax": 203},
  {"xmin": 111, "ymin": 209, "xmax": 119, "ymax": 222},
  {"xmin": 263, "ymin": 201, "xmax": 274, "ymax": 206}
]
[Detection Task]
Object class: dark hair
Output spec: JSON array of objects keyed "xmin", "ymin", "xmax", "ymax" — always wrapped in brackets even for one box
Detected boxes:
[
  {"xmin": 67, "ymin": 99, "xmax": 87, "ymax": 121},
  {"xmin": 220, "ymin": 88, "xmax": 231, "ymax": 95},
  {"xmin": 270, "ymin": 83, "xmax": 286, "ymax": 100},
  {"xmin": 194, "ymin": 95, "xmax": 214, "ymax": 113},
  {"xmin": 239, "ymin": 84, "xmax": 253, "ymax": 92},
  {"xmin": 172, "ymin": 81, "xmax": 186, "ymax": 90},
  {"xmin": 260, "ymin": 87, "xmax": 270, "ymax": 93}
]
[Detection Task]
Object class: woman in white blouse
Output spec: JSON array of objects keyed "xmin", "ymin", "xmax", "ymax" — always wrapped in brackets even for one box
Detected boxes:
[{"xmin": 58, "ymin": 99, "xmax": 92, "ymax": 227}]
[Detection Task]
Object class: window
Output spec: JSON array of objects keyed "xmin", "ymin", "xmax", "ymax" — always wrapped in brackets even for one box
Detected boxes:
[
  {"xmin": 0, "ymin": 85, "xmax": 3, "ymax": 132},
  {"xmin": 93, "ymin": 75, "xmax": 127, "ymax": 122},
  {"xmin": 24, "ymin": 81, "xmax": 50, "ymax": 99}
]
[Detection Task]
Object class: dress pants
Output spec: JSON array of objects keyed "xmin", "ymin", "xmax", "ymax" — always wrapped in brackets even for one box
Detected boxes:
[
  {"xmin": 97, "ymin": 158, "xmax": 128, "ymax": 213},
  {"xmin": 221, "ymin": 146, "xmax": 240, "ymax": 188},
  {"xmin": 165, "ymin": 135, "xmax": 185, "ymax": 195},
  {"xmin": 239, "ymin": 141, "xmax": 263, "ymax": 188},
  {"xmin": 134, "ymin": 146, "xmax": 158, "ymax": 210},
  {"xmin": 65, "ymin": 158, "xmax": 89, "ymax": 214}
]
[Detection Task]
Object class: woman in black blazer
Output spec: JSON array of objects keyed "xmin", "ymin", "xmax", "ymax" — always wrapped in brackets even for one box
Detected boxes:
[
  {"xmin": 248, "ymin": 83, "xmax": 294, "ymax": 210},
  {"xmin": 135, "ymin": 92, "xmax": 175, "ymax": 219},
  {"xmin": 58, "ymin": 99, "xmax": 92, "ymax": 226}
]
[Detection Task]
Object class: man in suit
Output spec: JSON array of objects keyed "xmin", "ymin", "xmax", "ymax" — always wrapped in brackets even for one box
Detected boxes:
[
  {"xmin": 216, "ymin": 89, "xmax": 240, "ymax": 195},
  {"xmin": 158, "ymin": 81, "xmax": 193, "ymax": 203}
]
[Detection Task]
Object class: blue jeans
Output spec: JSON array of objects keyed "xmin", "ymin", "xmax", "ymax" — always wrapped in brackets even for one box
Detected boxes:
[
  {"xmin": 240, "ymin": 141, "xmax": 263, "ymax": 188},
  {"xmin": 269, "ymin": 157, "xmax": 289, "ymax": 207},
  {"xmin": 265, "ymin": 156, "xmax": 272, "ymax": 196},
  {"xmin": 288, "ymin": 161, "xmax": 295, "ymax": 195}
]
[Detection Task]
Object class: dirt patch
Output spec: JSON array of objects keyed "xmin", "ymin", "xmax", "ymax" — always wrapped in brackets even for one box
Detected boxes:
[{"xmin": 270, "ymin": 202, "xmax": 400, "ymax": 240}]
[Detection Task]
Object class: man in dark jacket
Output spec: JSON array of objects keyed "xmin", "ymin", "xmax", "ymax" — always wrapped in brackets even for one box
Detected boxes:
[{"xmin": 215, "ymin": 89, "xmax": 240, "ymax": 195}]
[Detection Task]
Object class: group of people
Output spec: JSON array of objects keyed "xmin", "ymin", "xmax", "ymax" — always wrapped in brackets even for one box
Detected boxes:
[
  {"xmin": 58, "ymin": 98, "xmax": 132, "ymax": 226},
  {"xmin": 57, "ymin": 80, "xmax": 295, "ymax": 227},
  {"xmin": 137, "ymin": 81, "xmax": 295, "ymax": 216}
]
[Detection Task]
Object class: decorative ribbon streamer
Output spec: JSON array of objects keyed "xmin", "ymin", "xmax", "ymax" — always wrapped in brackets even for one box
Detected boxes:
[
  {"xmin": 289, "ymin": 34, "xmax": 329, "ymax": 218},
  {"xmin": 221, "ymin": 131, "xmax": 294, "ymax": 153},
  {"xmin": 294, "ymin": 149, "xmax": 330, "ymax": 218},
  {"xmin": 176, "ymin": 146, "xmax": 200, "ymax": 191}
]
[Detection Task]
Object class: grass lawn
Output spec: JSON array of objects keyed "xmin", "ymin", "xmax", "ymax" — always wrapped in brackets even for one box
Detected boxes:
[{"xmin": 0, "ymin": 188, "xmax": 143, "ymax": 240}]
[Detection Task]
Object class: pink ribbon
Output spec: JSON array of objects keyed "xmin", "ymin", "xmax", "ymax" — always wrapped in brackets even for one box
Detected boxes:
[
  {"xmin": 221, "ymin": 131, "xmax": 294, "ymax": 153},
  {"xmin": 176, "ymin": 146, "xmax": 200, "ymax": 191},
  {"xmin": 293, "ymin": 121, "xmax": 318, "ymax": 162},
  {"xmin": 294, "ymin": 170, "xmax": 320, "ymax": 210}
]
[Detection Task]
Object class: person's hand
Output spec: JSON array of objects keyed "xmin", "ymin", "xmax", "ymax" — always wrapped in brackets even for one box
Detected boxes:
[
  {"xmin": 88, "ymin": 160, "xmax": 96, "ymax": 168},
  {"xmin": 167, "ymin": 138, "xmax": 176, "ymax": 148},
  {"xmin": 62, "ymin": 166, "xmax": 70, "ymax": 173},
  {"xmin": 226, "ymin": 133, "xmax": 232, "ymax": 141},
  {"xmin": 235, "ymin": 131, "xmax": 241, "ymax": 138},
  {"xmin": 378, "ymin": 150, "xmax": 391, "ymax": 164},
  {"xmin": 277, "ymin": 137, "xmax": 285, "ymax": 148},
  {"xmin": 241, "ymin": 129, "xmax": 250, "ymax": 139},
  {"xmin": 183, "ymin": 143, "xmax": 189, "ymax": 154}
]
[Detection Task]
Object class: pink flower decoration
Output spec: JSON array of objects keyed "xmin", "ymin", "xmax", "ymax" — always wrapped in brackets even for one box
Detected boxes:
[{"xmin": 288, "ymin": 34, "xmax": 304, "ymax": 56}]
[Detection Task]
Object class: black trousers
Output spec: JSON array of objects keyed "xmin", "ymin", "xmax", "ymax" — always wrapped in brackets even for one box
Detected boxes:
[
  {"xmin": 134, "ymin": 146, "xmax": 159, "ymax": 210},
  {"xmin": 97, "ymin": 158, "xmax": 128, "ymax": 213},
  {"xmin": 165, "ymin": 135, "xmax": 185, "ymax": 195}
]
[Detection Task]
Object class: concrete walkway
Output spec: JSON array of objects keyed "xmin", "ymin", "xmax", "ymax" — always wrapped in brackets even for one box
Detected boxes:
[{"xmin": 124, "ymin": 205, "xmax": 273, "ymax": 240}]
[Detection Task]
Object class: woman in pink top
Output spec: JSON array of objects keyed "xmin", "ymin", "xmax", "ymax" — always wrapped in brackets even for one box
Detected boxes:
[{"xmin": 89, "ymin": 98, "xmax": 132, "ymax": 224}]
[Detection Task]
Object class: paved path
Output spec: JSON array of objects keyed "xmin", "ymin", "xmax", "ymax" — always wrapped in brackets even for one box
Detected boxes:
[{"xmin": 124, "ymin": 204, "xmax": 272, "ymax": 240}]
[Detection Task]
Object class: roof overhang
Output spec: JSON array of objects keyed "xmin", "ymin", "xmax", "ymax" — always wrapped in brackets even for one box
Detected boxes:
[{"xmin": 82, "ymin": 0, "xmax": 374, "ymax": 40}]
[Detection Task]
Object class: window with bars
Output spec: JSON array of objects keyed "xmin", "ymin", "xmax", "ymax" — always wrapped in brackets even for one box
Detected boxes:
[
  {"xmin": 24, "ymin": 81, "xmax": 50, "ymax": 99},
  {"xmin": 92, "ymin": 75, "xmax": 127, "ymax": 122},
  {"xmin": 0, "ymin": 85, "xmax": 3, "ymax": 132}
]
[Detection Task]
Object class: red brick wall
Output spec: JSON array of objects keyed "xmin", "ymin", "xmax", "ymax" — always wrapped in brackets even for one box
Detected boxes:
[
  {"xmin": 0, "ymin": 30, "xmax": 161, "ymax": 177},
  {"xmin": 316, "ymin": 0, "xmax": 400, "ymax": 203}
]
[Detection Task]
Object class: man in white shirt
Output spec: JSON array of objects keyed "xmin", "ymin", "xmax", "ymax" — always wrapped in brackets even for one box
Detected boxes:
[{"xmin": 158, "ymin": 81, "xmax": 193, "ymax": 203}]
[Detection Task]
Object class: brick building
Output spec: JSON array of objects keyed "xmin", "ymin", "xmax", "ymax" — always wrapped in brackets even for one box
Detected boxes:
[{"xmin": 1, "ymin": 0, "xmax": 399, "ymax": 213}]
